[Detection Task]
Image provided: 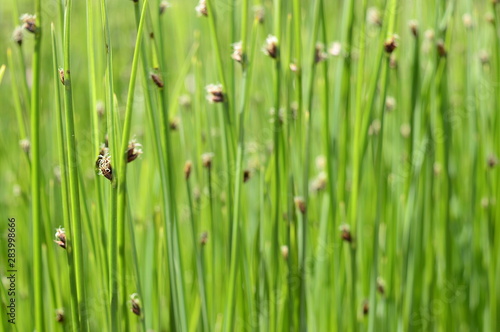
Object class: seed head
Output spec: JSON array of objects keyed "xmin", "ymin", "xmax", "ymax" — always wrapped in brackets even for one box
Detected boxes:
[
  {"xmin": 367, "ymin": 7, "xmax": 382, "ymax": 27},
  {"xmin": 195, "ymin": 0, "xmax": 208, "ymax": 17},
  {"xmin": 437, "ymin": 40, "xmax": 447, "ymax": 57},
  {"xmin": 384, "ymin": 35, "xmax": 398, "ymax": 54},
  {"xmin": 362, "ymin": 300, "xmax": 369, "ymax": 315},
  {"xmin": 127, "ymin": 140, "xmax": 143, "ymax": 163},
  {"xmin": 20, "ymin": 14, "xmax": 37, "ymax": 33},
  {"xmin": 340, "ymin": 224, "xmax": 352, "ymax": 243},
  {"xmin": 479, "ymin": 50, "xmax": 490, "ymax": 66},
  {"xmin": 206, "ymin": 84, "xmax": 224, "ymax": 103},
  {"xmin": 151, "ymin": 72, "xmax": 164, "ymax": 88},
  {"xmin": 377, "ymin": 277, "xmax": 385, "ymax": 295},
  {"xmin": 55, "ymin": 309, "xmax": 64, "ymax": 323},
  {"xmin": 96, "ymin": 100, "xmax": 105, "ymax": 117},
  {"xmin": 54, "ymin": 227, "xmax": 66, "ymax": 249},
  {"xmin": 12, "ymin": 26, "xmax": 23, "ymax": 45},
  {"xmin": 463, "ymin": 13, "xmax": 474, "ymax": 29},
  {"xmin": 485, "ymin": 12, "xmax": 495, "ymax": 24},
  {"xmin": 160, "ymin": 1, "xmax": 171, "ymax": 15},
  {"xmin": 231, "ymin": 41, "xmax": 244, "ymax": 63},
  {"xmin": 289, "ymin": 63, "xmax": 298, "ymax": 72},
  {"xmin": 329, "ymin": 41, "xmax": 342, "ymax": 57},
  {"xmin": 253, "ymin": 6, "xmax": 265, "ymax": 24},
  {"xmin": 130, "ymin": 293, "xmax": 141, "ymax": 316},
  {"xmin": 169, "ymin": 117, "xmax": 180, "ymax": 131},
  {"xmin": 243, "ymin": 169, "xmax": 251, "ymax": 183},
  {"xmin": 400, "ymin": 123, "xmax": 411, "ymax": 138},
  {"xmin": 97, "ymin": 152, "xmax": 113, "ymax": 181},
  {"xmin": 264, "ymin": 35, "xmax": 279, "ymax": 59},
  {"xmin": 201, "ymin": 152, "xmax": 214, "ymax": 169},
  {"xmin": 294, "ymin": 196, "xmax": 306, "ymax": 214},
  {"xmin": 20, "ymin": 138, "xmax": 30, "ymax": 154},
  {"xmin": 184, "ymin": 160, "xmax": 192, "ymax": 180},
  {"xmin": 315, "ymin": 43, "xmax": 328, "ymax": 63},
  {"xmin": 368, "ymin": 119, "xmax": 381, "ymax": 136},
  {"xmin": 487, "ymin": 154, "xmax": 498, "ymax": 168},
  {"xmin": 408, "ymin": 20, "xmax": 418, "ymax": 37},
  {"xmin": 58, "ymin": 68, "xmax": 65, "ymax": 85},
  {"xmin": 316, "ymin": 155, "xmax": 326, "ymax": 170},
  {"xmin": 280, "ymin": 245, "xmax": 289, "ymax": 260},
  {"xmin": 200, "ymin": 231, "xmax": 208, "ymax": 245},
  {"xmin": 385, "ymin": 96, "xmax": 396, "ymax": 112},
  {"xmin": 311, "ymin": 172, "xmax": 327, "ymax": 192}
]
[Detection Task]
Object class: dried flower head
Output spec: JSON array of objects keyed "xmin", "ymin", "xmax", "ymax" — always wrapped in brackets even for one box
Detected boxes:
[
  {"xmin": 160, "ymin": 1, "xmax": 171, "ymax": 15},
  {"xmin": 485, "ymin": 12, "xmax": 495, "ymax": 24},
  {"xmin": 311, "ymin": 172, "xmax": 327, "ymax": 192},
  {"xmin": 462, "ymin": 13, "xmax": 473, "ymax": 29},
  {"xmin": 367, "ymin": 7, "xmax": 382, "ymax": 26},
  {"xmin": 408, "ymin": 20, "xmax": 418, "ymax": 37},
  {"xmin": 12, "ymin": 26, "xmax": 23, "ymax": 46},
  {"xmin": 195, "ymin": 0, "xmax": 207, "ymax": 17},
  {"xmin": 385, "ymin": 96, "xmax": 396, "ymax": 112},
  {"xmin": 184, "ymin": 160, "xmax": 192, "ymax": 180},
  {"xmin": 368, "ymin": 119, "xmax": 381, "ymax": 136},
  {"xmin": 362, "ymin": 300, "xmax": 369, "ymax": 315},
  {"xmin": 377, "ymin": 277, "xmax": 385, "ymax": 295},
  {"xmin": 294, "ymin": 196, "xmax": 306, "ymax": 214},
  {"xmin": 54, "ymin": 227, "xmax": 66, "ymax": 249},
  {"xmin": 289, "ymin": 63, "xmax": 298, "ymax": 72},
  {"xmin": 97, "ymin": 152, "xmax": 113, "ymax": 181},
  {"xmin": 384, "ymin": 35, "xmax": 398, "ymax": 54},
  {"xmin": 58, "ymin": 68, "xmax": 65, "ymax": 85},
  {"xmin": 231, "ymin": 41, "xmax": 244, "ymax": 63},
  {"xmin": 479, "ymin": 50, "xmax": 490, "ymax": 66},
  {"xmin": 130, "ymin": 293, "xmax": 141, "ymax": 316},
  {"xmin": 127, "ymin": 140, "xmax": 143, "ymax": 163},
  {"xmin": 243, "ymin": 169, "xmax": 251, "ymax": 183},
  {"xmin": 340, "ymin": 224, "xmax": 352, "ymax": 243},
  {"xmin": 169, "ymin": 117, "xmax": 180, "ymax": 130},
  {"xmin": 200, "ymin": 231, "xmax": 208, "ymax": 245},
  {"xmin": 206, "ymin": 84, "xmax": 224, "ymax": 103},
  {"xmin": 253, "ymin": 6, "xmax": 265, "ymax": 24},
  {"xmin": 55, "ymin": 309, "xmax": 64, "ymax": 323},
  {"xmin": 315, "ymin": 43, "xmax": 328, "ymax": 63},
  {"xmin": 20, "ymin": 14, "xmax": 37, "ymax": 33},
  {"xmin": 437, "ymin": 40, "xmax": 447, "ymax": 57},
  {"xmin": 201, "ymin": 152, "xmax": 214, "ymax": 169},
  {"xmin": 264, "ymin": 35, "xmax": 279, "ymax": 59},
  {"xmin": 151, "ymin": 72, "xmax": 164, "ymax": 88},
  {"xmin": 96, "ymin": 100, "xmax": 105, "ymax": 117},
  {"xmin": 487, "ymin": 154, "xmax": 498, "ymax": 168},
  {"xmin": 329, "ymin": 41, "xmax": 342, "ymax": 57},
  {"xmin": 316, "ymin": 155, "xmax": 326, "ymax": 170},
  {"xmin": 20, "ymin": 138, "xmax": 30, "ymax": 154},
  {"xmin": 280, "ymin": 245, "xmax": 289, "ymax": 260}
]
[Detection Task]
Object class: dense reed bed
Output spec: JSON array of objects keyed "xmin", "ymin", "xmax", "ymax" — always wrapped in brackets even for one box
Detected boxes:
[{"xmin": 0, "ymin": 0, "xmax": 499, "ymax": 331}]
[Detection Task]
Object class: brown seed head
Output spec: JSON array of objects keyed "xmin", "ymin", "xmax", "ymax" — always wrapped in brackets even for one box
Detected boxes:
[
  {"xmin": 340, "ymin": 224, "xmax": 352, "ymax": 243},
  {"xmin": 367, "ymin": 7, "xmax": 382, "ymax": 27},
  {"xmin": 97, "ymin": 153, "xmax": 113, "ymax": 181},
  {"xmin": 280, "ymin": 245, "xmax": 289, "ymax": 260},
  {"xmin": 253, "ymin": 6, "xmax": 265, "ymax": 24},
  {"xmin": 12, "ymin": 26, "xmax": 23, "ymax": 46},
  {"xmin": 264, "ymin": 35, "xmax": 279, "ymax": 59},
  {"xmin": 20, "ymin": 14, "xmax": 37, "ymax": 33},
  {"xmin": 206, "ymin": 84, "xmax": 224, "ymax": 103},
  {"xmin": 243, "ymin": 169, "xmax": 251, "ymax": 183},
  {"xmin": 200, "ymin": 231, "xmax": 208, "ymax": 246},
  {"xmin": 437, "ymin": 40, "xmax": 447, "ymax": 57},
  {"xmin": 384, "ymin": 35, "xmax": 398, "ymax": 54},
  {"xmin": 130, "ymin": 294, "xmax": 141, "ymax": 316},
  {"xmin": 184, "ymin": 160, "xmax": 192, "ymax": 180},
  {"xmin": 96, "ymin": 100, "xmax": 105, "ymax": 117},
  {"xmin": 362, "ymin": 300, "xmax": 369, "ymax": 315},
  {"xmin": 160, "ymin": 1, "xmax": 171, "ymax": 14},
  {"xmin": 377, "ymin": 277, "xmax": 385, "ymax": 295},
  {"xmin": 55, "ymin": 309, "xmax": 64, "ymax": 323},
  {"xmin": 169, "ymin": 118, "xmax": 179, "ymax": 130},
  {"xmin": 201, "ymin": 152, "xmax": 214, "ymax": 169},
  {"xmin": 20, "ymin": 138, "xmax": 30, "ymax": 154},
  {"xmin": 127, "ymin": 140, "xmax": 143, "ymax": 163},
  {"xmin": 408, "ymin": 20, "xmax": 418, "ymax": 37},
  {"xmin": 54, "ymin": 227, "xmax": 67, "ymax": 249},
  {"xmin": 195, "ymin": 0, "xmax": 208, "ymax": 17},
  {"xmin": 487, "ymin": 154, "xmax": 498, "ymax": 168},
  {"xmin": 294, "ymin": 196, "xmax": 306, "ymax": 214},
  {"xmin": 58, "ymin": 68, "xmax": 65, "ymax": 85},
  {"xmin": 151, "ymin": 72, "xmax": 164, "ymax": 88},
  {"xmin": 315, "ymin": 43, "xmax": 328, "ymax": 63},
  {"xmin": 232, "ymin": 41, "xmax": 244, "ymax": 63}
]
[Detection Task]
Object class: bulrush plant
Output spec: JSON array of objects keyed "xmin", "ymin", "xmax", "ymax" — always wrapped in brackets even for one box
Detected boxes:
[{"xmin": 1, "ymin": 0, "xmax": 499, "ymax": 331}]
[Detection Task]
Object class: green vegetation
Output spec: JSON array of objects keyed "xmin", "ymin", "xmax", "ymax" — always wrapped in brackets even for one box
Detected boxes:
[{"xmin": 0, "ymin": 0, "xmax": 499, "ymax": 331}]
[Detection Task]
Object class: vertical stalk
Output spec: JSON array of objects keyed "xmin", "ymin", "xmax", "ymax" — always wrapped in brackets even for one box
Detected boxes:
[
  {"xmin": 63, "ymin": 0, "xmax": 88, "ymax": 330},
  {"xmin": 31, "ymin": 0, "xmax": 43, "ymax": 329}
]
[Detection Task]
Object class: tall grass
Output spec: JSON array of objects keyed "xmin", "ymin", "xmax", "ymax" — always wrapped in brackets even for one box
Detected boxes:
[{"xmin": 1, "ymin": 0, "xmax": 499, "ymax": 331}]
